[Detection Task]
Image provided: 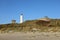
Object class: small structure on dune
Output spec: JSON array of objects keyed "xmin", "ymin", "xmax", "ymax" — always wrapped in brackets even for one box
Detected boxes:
[{"xmin": 36, "ymin": 16, "xmax": 51, "ymax": 26}]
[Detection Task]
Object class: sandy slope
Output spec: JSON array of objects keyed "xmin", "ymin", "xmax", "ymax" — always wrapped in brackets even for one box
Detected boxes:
[{"xmin": 0, "ymin": 32, "xmax": 60, "ymax": 40}]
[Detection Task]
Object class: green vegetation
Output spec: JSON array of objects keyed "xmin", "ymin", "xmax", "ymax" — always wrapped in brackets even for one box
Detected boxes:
[{"xmin": 0, "ymin": 18, "xmax": 60, "ymax": 33}]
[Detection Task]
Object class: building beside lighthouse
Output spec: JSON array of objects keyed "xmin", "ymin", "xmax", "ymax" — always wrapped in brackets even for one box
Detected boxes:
[{"xmin": 11, "ymin": 20, "xmax": 16, "ymax": 24}]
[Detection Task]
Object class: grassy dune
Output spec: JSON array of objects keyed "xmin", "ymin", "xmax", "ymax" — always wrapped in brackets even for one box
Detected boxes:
[{"xmin": 0, "ymin": 18, "xmax": 60, "ymax": 33}]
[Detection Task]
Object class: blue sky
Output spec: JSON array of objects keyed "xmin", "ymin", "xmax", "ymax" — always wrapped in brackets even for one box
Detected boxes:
[{"xmin": 0, "ymin": 0, "xmax": 60, "ymax": 24}]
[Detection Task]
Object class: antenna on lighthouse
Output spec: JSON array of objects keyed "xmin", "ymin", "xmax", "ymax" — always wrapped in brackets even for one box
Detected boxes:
[{"xmin": 20, "ymin": 13, "xmax": 23, "ymax": 23}]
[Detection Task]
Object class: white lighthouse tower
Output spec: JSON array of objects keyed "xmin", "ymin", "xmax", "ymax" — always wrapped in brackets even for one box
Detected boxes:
[{"xmin": 20, "ymin": 14, "xmax": 23, "ymax": 23}]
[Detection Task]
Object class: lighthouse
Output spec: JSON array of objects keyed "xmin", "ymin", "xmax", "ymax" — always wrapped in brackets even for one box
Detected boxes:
[{"xmin": 20, "ymin": 14, "xmax": 23, "ymax": 23}]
